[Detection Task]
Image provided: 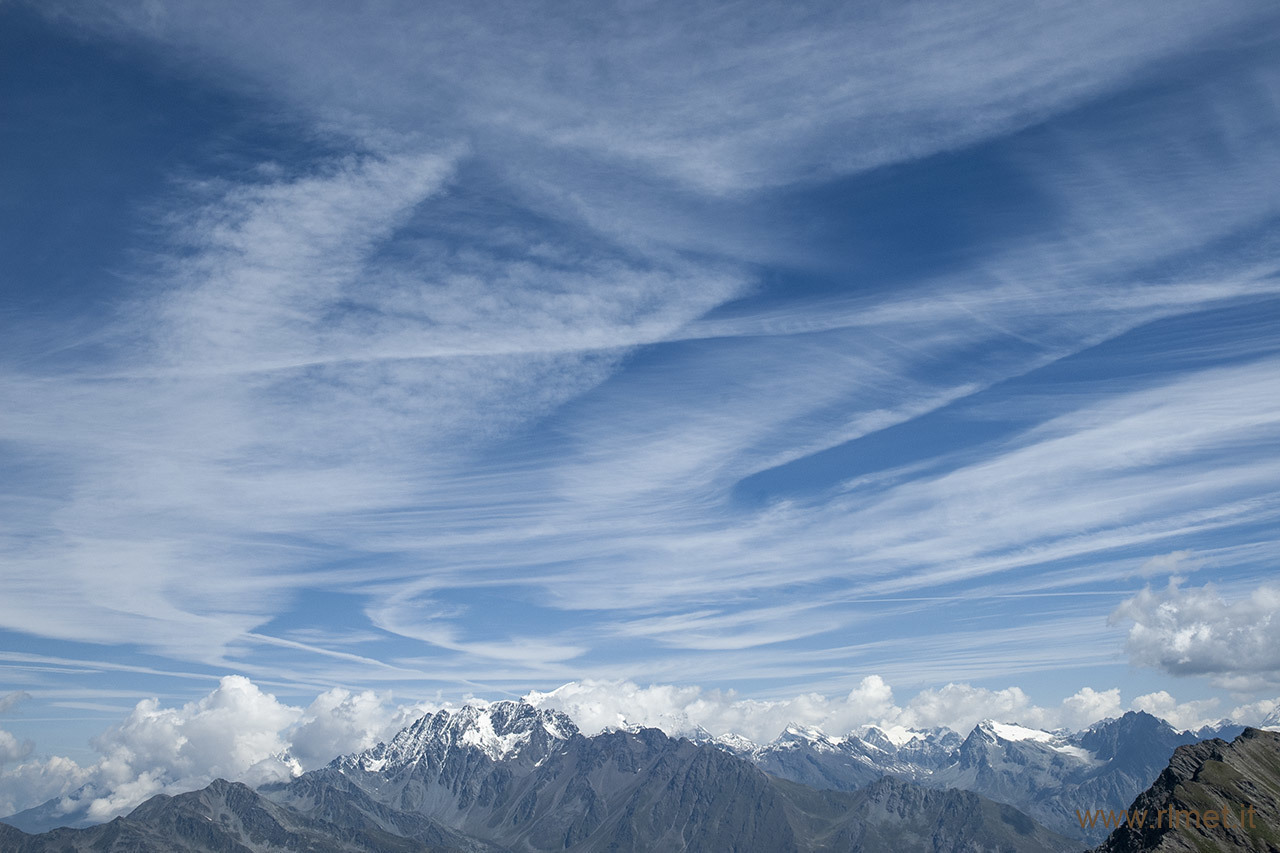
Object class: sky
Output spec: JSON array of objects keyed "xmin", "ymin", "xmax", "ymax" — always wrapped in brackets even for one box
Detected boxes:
[{"xmin": 3, "ymin": 0, "xmax": 1280, "ymax": 822}]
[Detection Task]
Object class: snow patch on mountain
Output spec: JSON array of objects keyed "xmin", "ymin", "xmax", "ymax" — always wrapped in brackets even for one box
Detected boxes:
[
  {"xmin": 862, "ymin": 724, "xmax": 928, "ymax": 748},
  {"xmin": 776, "ymin": 723, "xmax": 846, "ymax": 751},
  {"xmin": 712, "ymin": 732, "xmax": 758, "ymax": 754},
  {"xmin": 983, "ymin": 721, "xmax": 1057, "ymax": 743},
  {"xmin": 978, "ymin": 719, "xmax": 1097, "ymax": 763},
  {"xmin": 457, "ymin": 709, "xmax": 532, "ymax": 760}
]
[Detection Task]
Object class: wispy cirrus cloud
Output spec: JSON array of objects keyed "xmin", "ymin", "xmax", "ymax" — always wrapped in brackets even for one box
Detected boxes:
[
  {"xmin": 40, "ymin": 0, "xmax": 1277, "ymax": 192},
  {"xmin": 0, "ymin": 143, "xmax": 750, "ymax": 672},
  {"xmin": 3, "ymin": 0, "xmax": 1280, "ymax": 771}
]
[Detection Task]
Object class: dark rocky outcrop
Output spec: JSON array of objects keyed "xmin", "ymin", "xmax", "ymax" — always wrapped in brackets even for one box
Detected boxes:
[
  {"xmin": 1092, "ymin": 727, "xmax": 1280, "ymax": 853},
  {"xmin": 931, "ymin": 712, "xmax": 1200, "ymax": 842}
]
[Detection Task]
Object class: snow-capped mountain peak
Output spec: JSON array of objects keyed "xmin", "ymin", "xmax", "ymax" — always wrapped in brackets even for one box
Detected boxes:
[
  {"xmin": 1260, "ymin": 708, "xmax": 1280, "ymax": 730},
  {"xmin": 775, "ymin": 722, "xmax": 845, "ymax": 751},
  {"xmin": 455, "ymin": 706, "xmax": 536, "ymax": 759},
  {"xmin": 861, "ymin": 724, "xmax": 928, "ymax": 749},
  {"xmin": 966, "ymin": 719, "xmax": 1096, "ymax": 764},
  {"xmin": 977, "ymin": 720, "xmax": 1056, "ymax": 743},
  {"xmin": 711, "ymin": 732, "xmax": 759, "ymax": 755},
  {"xmin": 335, "ymin": 701, "xmax": 579, "ymax": 772}
]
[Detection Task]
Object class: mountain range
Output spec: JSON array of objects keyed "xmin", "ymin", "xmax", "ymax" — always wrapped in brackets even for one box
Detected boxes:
[
  {"xmin": 702, "ymin": 710, "xmax": 1243, "ymax": 841},
  {"xmin": 0, "ymin": 700, "xmax": 1270, "ymax": 851}
]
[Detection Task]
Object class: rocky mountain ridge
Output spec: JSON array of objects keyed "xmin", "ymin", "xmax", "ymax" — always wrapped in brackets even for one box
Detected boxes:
[
  {"xmin": 696, "ymin": 710, "xmax": 1217, "ymax": 841},
  {"xmin": 281, "ymin": 706, "xmax": 1080, "ymax": 851},
  {"xmin": 1091, "ymin": 727, "xmax": 1280, "ymax": 853}
]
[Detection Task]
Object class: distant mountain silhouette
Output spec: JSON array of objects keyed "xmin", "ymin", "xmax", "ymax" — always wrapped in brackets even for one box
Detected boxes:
[{"xmin": 0, "ymin": 777, "xmax": 490, "ymax": 852}]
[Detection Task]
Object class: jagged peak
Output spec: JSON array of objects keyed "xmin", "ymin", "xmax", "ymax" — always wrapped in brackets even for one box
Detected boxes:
[
  {"xmin": 336, "ymin": 700, "xmax": 579, "ymax": 770},
  {"xmin": 784, "ymin": 722, "xmax": 834, "ymax": 740},
  {"xmin": 769, "ymin": 722, "xmax": 845, "ymax": 752},
  {"xmin": 671, "ymin": 722, "xmax": 717, "ymax": 743},
  {"xmin": 1087, "ymin": 709, "xmax": 1172, "ymax": 732},
  {"xmin": 712, "ymin": 732, "xmax": 758, "ymax": 754}
]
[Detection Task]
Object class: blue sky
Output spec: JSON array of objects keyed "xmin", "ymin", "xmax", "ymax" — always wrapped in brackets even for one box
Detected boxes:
[{"xmin": 3, "ymin": 0, "xmax": 1280, "ymax": 817}]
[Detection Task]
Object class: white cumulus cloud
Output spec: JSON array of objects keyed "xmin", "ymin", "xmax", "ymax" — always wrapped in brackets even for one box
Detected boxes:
[
  {"xmin": 1228, "ymin": 697, "xmax": 1280, "ymax": 726},
  {"xmin": 525, "ymin": 675, "xmax": 905, "ymax": 743},
  {"xmin": 78, "ymin": 676, "xmax": 302, "ymax": 821},
  {"xmin": 0, "ymin": 676, "xmax": 432, "ymax": 822},
  {"xmin": 1130, "ymin": 691, "xmax": 1221, "ymax": 731},
  {"xmin": 898, "ymin": 683, "xmax": 1047, "ymax": 733},
  {"xmin": 0, "ymin": 729, "xmax": 33, "ymax": 766},
  {"xmin": 1112, "ymin": 579, "xmax": 1280, "ymax": 688},
  {"xmin": 528, "ymin": 677, "xmax": 1153, "ymax": 742},
  {"xmin": 1059, "ymin": 687, "xmax": 1124, "ymax": 731},
  {"xmin": 289, "ymin": 687, "xmax": 434, "ymax": 769},
  {"xmin": 0, "ymin": 756, "xmax": 90, "ymax": 819}
]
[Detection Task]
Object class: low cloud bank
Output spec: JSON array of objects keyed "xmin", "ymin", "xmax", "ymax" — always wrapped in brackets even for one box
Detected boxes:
[
  {"xmin": 525, "ymin": 678, "xmax": 1196, "ymax": 741},
  {"xmin": 0, "ymin": 677, "xmax": 434, "ymax": 821}
]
